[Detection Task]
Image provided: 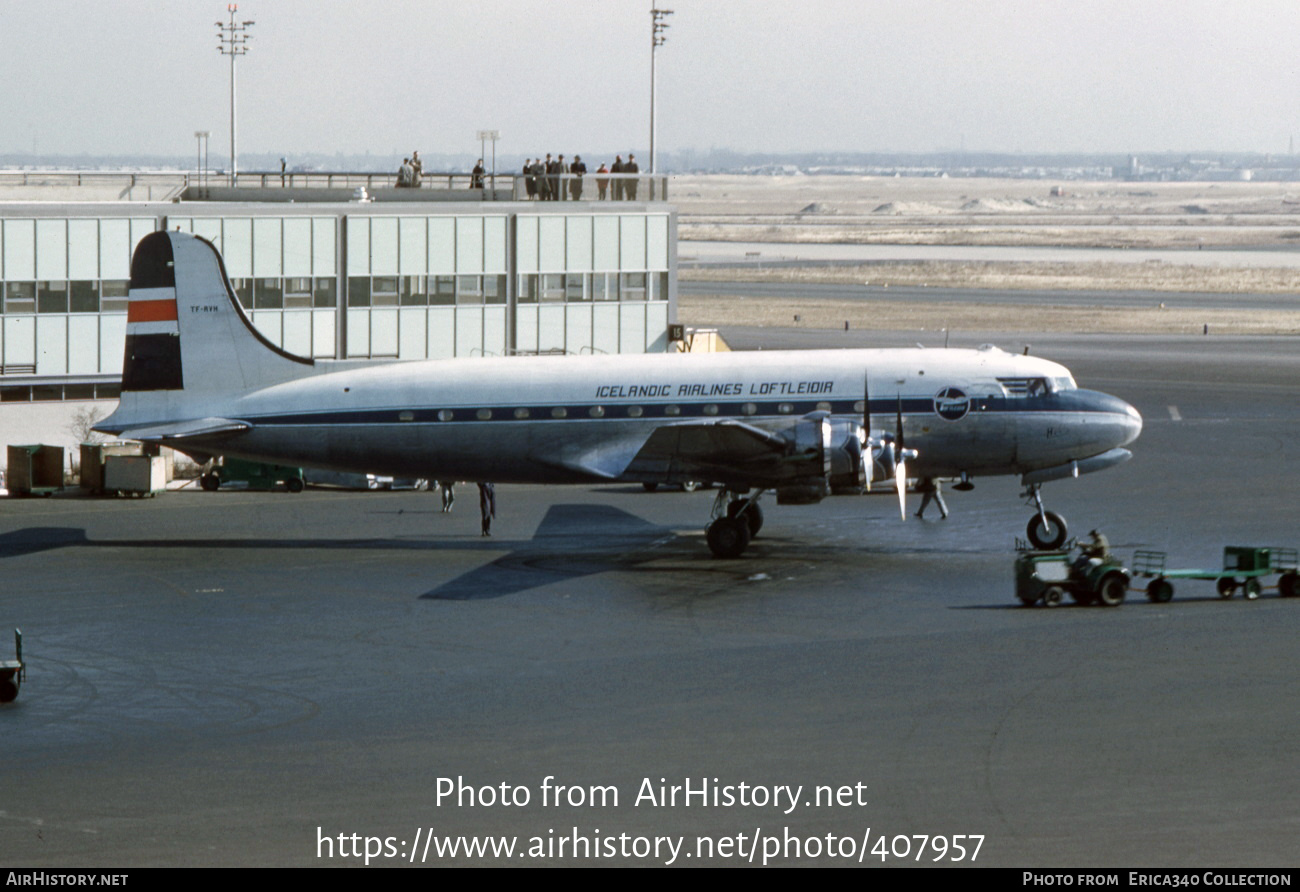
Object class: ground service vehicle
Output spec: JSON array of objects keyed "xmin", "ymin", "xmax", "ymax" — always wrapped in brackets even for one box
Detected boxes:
[
  {"xmin": 1, "ymin": 630, "xmax": 24, "ymax": 704},
  {"xmin": 1133, "ymin": 546, "xmax": 1300, "ymax": 601},
  {"xmin": 1015, "ymin": 544, "xmax": 1131, "ymax": 607},
  {"xmin": 200, "ymin": 458, "xmax": 304, "ymax": 492}
]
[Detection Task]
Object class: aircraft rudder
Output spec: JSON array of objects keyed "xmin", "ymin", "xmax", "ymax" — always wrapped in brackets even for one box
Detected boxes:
[{"xmin": 121, "ymin": 231, "xmax": 183, "ymax": 392}]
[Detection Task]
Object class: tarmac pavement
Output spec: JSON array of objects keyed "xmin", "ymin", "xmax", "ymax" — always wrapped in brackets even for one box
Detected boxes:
[{"xmin": 0, "ymin": 329, "xmax": 1296, "ymax": 867}]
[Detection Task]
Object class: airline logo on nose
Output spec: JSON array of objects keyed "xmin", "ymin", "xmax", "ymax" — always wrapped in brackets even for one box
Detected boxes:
[{"xmin": 934, "ymin": 387, "xmax": 970, "ymax": 421}]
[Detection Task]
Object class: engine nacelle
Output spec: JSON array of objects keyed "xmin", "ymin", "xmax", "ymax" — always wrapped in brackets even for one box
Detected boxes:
[
  {"xmin": 829, "ymin": 420, "xmax": 868, "ymax": 492},
  {"xmin": 778, "ymin": 417, "xmax": 867, "ymax": 501}
]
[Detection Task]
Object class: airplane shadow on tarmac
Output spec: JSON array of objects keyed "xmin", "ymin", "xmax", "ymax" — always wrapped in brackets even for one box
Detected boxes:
[
  {"xmin": 0, "ymin": 505, "xmax": 687, "ymax": 602},
  {"xmin": 422, "ymin": 504, "xmax": 678, "ymax": 600}
]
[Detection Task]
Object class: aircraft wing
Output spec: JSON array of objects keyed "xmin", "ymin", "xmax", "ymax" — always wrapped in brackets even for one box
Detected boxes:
[
  {"xmin": 528, "ymin": 419, "xmax": 793, "ymax": 485},
  {"xmin": 619, "ymin": 419, "xmax": 796, "ymax": 485},
  {"xmin": 113, "ymin": 416, "xmax": 252, "ymax": 443}
]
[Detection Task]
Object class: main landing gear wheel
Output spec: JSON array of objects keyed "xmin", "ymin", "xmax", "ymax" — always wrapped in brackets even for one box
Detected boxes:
[
  {"xmin": 727, "ymin": 499, "xmax": 764, "ymax": 538},
  {"xmin": 1026, "ymin": 511, "xmax": 1068, "ymax": 550},
  {"xmin": 706, "ymin": 517, "xmax": 751, "ymax": 559}
]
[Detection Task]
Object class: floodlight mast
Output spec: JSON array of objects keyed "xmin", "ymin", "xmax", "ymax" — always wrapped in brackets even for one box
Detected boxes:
[
  {"xmin": 650, "ymin": 6, "xmax": 673, "ymax": 178},
  {"xmin": 216, "ymin": 4, "xmax": 254, "ymax": 186}
]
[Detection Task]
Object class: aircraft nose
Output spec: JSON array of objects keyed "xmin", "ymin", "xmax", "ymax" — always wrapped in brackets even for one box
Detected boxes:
[
  {"xmin": 1071, "ymin": 390, "xmax": 1144, "ymax": 449},
  {"xmin": 1119, "ymin": 399, "xmax": 1143, "ymax": 447},
  {"xmin": 1084, "ymin": 390, "xmax": 1142, "ymax": 448}
]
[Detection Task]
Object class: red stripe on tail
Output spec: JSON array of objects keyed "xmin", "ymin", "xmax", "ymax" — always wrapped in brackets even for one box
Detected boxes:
[{"xmin": 128, "ymin": 299, "xmax": 179, "ymax": 323}]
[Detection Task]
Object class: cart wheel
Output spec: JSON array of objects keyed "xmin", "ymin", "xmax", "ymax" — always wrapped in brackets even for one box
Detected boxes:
[
  {"xmin": 1216, "ymin": 577, "xmax": 1236, "ymax": 599},
  {"xmin": 1280, "ymin": 572, "xmax": 1299, "ymax": 599},
  {"xmin": 642, "ymin": 482, "xmax": 659, "ymax": 492},
  {"xmin": 1071, "ymin": 588, "xmax": 1096, "ymax": 606},
  {"xmin": 201, "ymin": 473, "xmax": 220, "ymax": 492},
  {"xmin": 1096, "ymin": 574, "xmax": 1127, "ymax": 607},
  {"xmin": 1244, "ymin": 578, "xmax": 1262, "ymax": 600},
  {"xmin": 1026, "ymin": 511, "xmax": 1068, "ymax": 550},
  {"xmin": 0, "ymin": 678, "xmax": 17, "ymax": 703},
  {"xmin": 1017, "ymin": 595, "xmax": 1039, "ymax": 607},
  {"xmin": 1041, "ymin": 586, "xmax": 1064, "ymax": 607},
  {"xmin": 286, "ymin": 477, "xmax": 304, "ymax": 493},
  {"xmin": 1146, "ymin": 578, "xmax": 1175, "ymax": 603}
]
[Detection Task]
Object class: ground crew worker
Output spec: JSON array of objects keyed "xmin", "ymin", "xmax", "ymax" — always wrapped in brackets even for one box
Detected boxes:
[
  {"xmin": 1083, "ymin": 529, "xmax": 1110, "ymax": 560},
  {"xmin": 915, "ymin": 477, "xmax": 948, "ymax": 519},
  {"xmin": 478, "ymin": 482, "xmax": 496, "ymax": 536}
]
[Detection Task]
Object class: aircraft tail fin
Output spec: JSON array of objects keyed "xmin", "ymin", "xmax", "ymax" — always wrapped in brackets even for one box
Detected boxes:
[{"xmin": 99, "ymin": 231, "xmax": 313, "ymax": 434}]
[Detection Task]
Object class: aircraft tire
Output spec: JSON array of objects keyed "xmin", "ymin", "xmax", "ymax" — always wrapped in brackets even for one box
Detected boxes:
[
  {"xmin": 727, "ymin": 500, "xmax": 764, "ymax": 538},
  {"xmin": 200, "ymin": 473, "xmax": 220, "ymax": 492},
  {"xmin": 1026, "ymin": 511, "xmax": 1067, "ymax": 550},
  {"xmin": 1146, "ymin": 578, "xmax": 1175, "ymax": 603},
  {"xmin": 1096, "ymin": 574, "xmax": 1127, "ymax": 607},
  {"xmin": 1041, "ymin": 586, "xmax": 1064, "ymax": 607},
  {"xmin": 706, "ymin": 517, "xmax": 751, "ymax": 559}
]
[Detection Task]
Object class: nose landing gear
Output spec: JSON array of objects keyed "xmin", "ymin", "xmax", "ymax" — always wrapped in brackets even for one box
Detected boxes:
[{"xmin": 1022, "ymin": 484, "xmax": 1068, "ymax": 550}]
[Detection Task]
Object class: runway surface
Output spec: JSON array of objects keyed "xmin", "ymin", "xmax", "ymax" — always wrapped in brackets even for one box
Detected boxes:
[
  {"xmin": 1, "ymin": 330, "xmax": 1297, "ymax": 867},
  {"xmin": 680, "ymin": 278, "xmax": 1300, "ymax": 313}
]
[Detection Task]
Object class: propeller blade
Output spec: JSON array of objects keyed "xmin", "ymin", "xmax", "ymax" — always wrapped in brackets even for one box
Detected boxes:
[
  {"xmin": 896, "ymin": 393, "xmax": 905, "ymax": 453},
  {"xmin": 896, "ymin": 460, "xmax": 908, "ymax": 520},
  {"xmin": 863, "ymin": 373, "xmax": 872, "ymax": 491},
  {"xmin": 863, "ymin": 372, "xmax": 872, "ymax": 433},
  {"xmin": 895, "ymin": 394, "xmax": 907, "ymax": 519}
]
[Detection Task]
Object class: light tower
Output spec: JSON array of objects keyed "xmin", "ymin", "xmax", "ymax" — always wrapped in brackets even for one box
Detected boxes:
[
  {"xmin": 650, "ymin": 6, "xmax": 673, "ymax": 178},
  {"xmin": 216, "ymin": 4, "xmax": 255, "ymax": 186}
]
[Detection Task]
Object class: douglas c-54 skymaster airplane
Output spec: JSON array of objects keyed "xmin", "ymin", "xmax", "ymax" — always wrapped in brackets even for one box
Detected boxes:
[{"xmin": 96, "ymin": 231, "xmax": 1142, "ymax": 558}]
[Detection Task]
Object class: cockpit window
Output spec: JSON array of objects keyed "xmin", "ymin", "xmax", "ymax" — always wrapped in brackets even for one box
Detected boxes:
[{"xmin": 998, "ymin": 376, "xmax": 1075, "ymax": 396}]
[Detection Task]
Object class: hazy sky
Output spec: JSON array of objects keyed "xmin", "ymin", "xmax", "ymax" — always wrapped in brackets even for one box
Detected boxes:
[{"xmin": 4, "ymin": 1, "xmax": 1299, "ymax": 160}]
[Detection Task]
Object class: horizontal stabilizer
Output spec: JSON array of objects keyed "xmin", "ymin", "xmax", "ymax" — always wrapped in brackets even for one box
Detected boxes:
[{"xmin": 116, "ymin": 417, "xmax": 252, "ymax": 443}]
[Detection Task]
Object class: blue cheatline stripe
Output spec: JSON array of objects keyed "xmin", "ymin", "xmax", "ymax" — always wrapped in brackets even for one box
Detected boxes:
[{"xmin": 241, "ymin": 396, "xmax": 1116, "ymax": 427}]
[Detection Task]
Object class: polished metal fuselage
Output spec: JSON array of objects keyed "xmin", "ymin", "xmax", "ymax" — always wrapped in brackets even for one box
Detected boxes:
[{"xmin": 155, "ymin": 347, "xmax": 1141, "ymax": 485}]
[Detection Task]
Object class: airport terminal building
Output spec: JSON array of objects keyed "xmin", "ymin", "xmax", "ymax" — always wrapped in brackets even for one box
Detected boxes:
[{"xmin": 0, "ymin": 183, "xmax": 678, "ymax": 468}]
